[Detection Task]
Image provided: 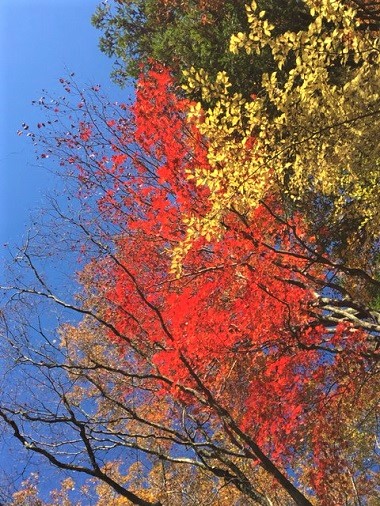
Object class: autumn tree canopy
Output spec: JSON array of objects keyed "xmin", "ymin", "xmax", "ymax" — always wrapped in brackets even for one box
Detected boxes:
[
  {"xmin": 92, "ymin": 0, "xmax": 379, "ymax": 95},
  {"xmin": 91, "ymin": 0, "xmax": 315, "ymax": 96},
  {"xmin": 174, "ymin": 0, "xmax": 380, "ymax": 278},
  {"xmin": 1, "ymin": 63, "xmax": 378, "ymax": 505},
  {"xmin": 1, "ymin": 1, "xmax": 379, "ymax": 505}
]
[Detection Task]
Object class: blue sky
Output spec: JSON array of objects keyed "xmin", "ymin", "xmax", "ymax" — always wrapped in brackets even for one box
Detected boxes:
[
  {"xmin": 0, "ymin": 0, "xmax": 131, "ymax": 495},
  {"xmin": 0, "ymin": 0, "xmax": 126, "ymax": 256}
]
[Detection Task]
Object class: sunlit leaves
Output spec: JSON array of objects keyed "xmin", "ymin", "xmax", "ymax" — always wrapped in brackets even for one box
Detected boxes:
[
  {"xmin": 183, "ymin": 0, "xmax": 380, "ymax": 255},
  {"xmin": 12, "ymin": 52, "xmax": 379, "ymax": 505},
  {"xmin": 59, "ymin": 68, "xmax": 378, "ymax": 504}
]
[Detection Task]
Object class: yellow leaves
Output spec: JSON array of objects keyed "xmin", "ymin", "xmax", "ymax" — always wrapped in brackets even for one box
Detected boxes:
[
  {"xmin": 182, "ymin": 67, "xmax": 231, "ymax": 101},
  {"xmin": 246, "ymin": 0, "xmax": 257, "ymax": 20},
  {"xmin": 229, "ymin": 32, "xmax": 247, "ymax": 54},
  {"xmin": 170, "ymin": 215, "xmax": 222, "ymax": 277},
  {"xmin": 176, "ymin": 0, "xmax": 380, "ymax": 272},
  {"xmin": 215, "ymin": 70, "xmax": 230, "ymax": 87},
  {"xmin": 262, "ymin": 19, "xmax": 273, "ymax": 37},
  {"xmin": 231, "ymin": 2, "xmax": 273, "ymax": 55}
]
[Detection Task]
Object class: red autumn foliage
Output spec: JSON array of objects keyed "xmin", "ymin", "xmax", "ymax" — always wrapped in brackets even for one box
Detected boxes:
[{"xmin": 31, "ymin": 67, "xmax": 378, "ymax": 505}]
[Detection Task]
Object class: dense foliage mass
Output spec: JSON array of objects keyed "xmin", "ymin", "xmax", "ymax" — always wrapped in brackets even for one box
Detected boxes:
[
  {"xmin": 178, "ymin": 0, "xmax": 380, "ymax": 261},
  {"xmin": 92, "ymin": 0, "xmax": 379, "ymax": 93},
  {"xmin": 91, "ymin": 0, "xmax": 314, "ymax": 96},
  {"xmin": 1, "ymin": 1, "xmax": 379, "ymax": 505}
]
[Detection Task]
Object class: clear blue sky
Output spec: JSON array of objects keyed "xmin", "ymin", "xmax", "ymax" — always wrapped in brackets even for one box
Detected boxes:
[
  {"xmin": 0, "ymin": 0, "xmax": 131, "ymax": 495},
  {"xmin": 0, "ymin": 0, "xmax": 126, "ymax": 255}
]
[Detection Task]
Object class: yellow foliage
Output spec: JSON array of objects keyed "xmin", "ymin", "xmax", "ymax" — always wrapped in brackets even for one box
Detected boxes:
[{"xmin": 174, "ymin": 0, "xmax": 380, "ymax": 268}]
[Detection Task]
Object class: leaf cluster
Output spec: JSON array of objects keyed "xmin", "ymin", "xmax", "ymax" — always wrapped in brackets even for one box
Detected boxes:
[
  {"xmin": 178, "ymin": 0, "xmax": 380, "ymax": 275},
  {"xmin": 3, "ymin": 69, "xmax": 379, "ymax": 506},
  {"xmin": 91, "ymin": 0, "xmax": 313, "ymax": 98}
]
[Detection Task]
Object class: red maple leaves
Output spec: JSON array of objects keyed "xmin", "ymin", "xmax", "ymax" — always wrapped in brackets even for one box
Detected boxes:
[{"xmin": 33, "ymin": 66, "xmax": 377, "ymax": 504}]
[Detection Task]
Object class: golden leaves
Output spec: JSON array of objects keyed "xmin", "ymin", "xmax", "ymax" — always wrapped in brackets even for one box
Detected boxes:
[{"xmin": 176, "ymin": 0, "xmax": 380, "ymax": 267}]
